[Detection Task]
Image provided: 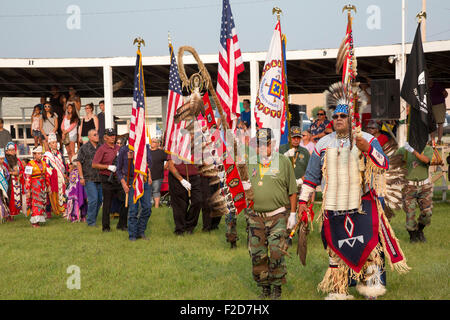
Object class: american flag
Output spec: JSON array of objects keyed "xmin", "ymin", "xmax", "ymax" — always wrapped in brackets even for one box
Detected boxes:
[
  {"xmin": 164, "ymin": 43, "xmax": 193, "ymax": 162},
  {"xmin": 130, "ymin": 49, "xmax": 148, "ymax": 203},
  {"xmin": 216, "ymin": 0, "xmax": 244, "ymax": 130}
]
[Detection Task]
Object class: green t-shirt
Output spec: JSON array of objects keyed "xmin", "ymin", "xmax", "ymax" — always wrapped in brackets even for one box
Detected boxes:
[
  {"xmin": 395, "ymin": 145, "xmax": 433, "ymax": 181},
  {"xmin": 248, "ymin": 152, "xmax": 298, "ymax": 212},
  {"xmin": 279, "ymin": 143, "xmax": 311, "ymax": 179}
]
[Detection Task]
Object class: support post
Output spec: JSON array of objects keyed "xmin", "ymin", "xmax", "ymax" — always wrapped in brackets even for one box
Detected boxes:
[
  {"xmin": 249, "ymin": 59, "xmax": 259, "ymax": 138},
  {"xmin": 103, "ymin": 65, "xmax": 114, "ymax": 129}
]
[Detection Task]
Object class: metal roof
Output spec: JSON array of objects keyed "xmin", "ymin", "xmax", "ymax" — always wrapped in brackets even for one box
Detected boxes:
[{"xmin": 0, "ymin": 40, "xmax": 449, "ymax": 98}]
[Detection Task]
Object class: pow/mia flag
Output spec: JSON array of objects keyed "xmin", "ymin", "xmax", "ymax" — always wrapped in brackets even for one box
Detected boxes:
[{"xmin": 400, "ymin": 23, "xmax": 436, "ymax": 154}]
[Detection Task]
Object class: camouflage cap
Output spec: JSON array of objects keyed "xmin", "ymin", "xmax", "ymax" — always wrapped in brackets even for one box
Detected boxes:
[{"xmin": 256, "ymin": 128, "xmax": 272, "ymax": 144}]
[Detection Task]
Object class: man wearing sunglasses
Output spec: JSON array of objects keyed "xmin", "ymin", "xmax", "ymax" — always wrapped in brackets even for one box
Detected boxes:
[{"xmin": 295, "ymin": 84, "xmax": 408, "ymax": 300}]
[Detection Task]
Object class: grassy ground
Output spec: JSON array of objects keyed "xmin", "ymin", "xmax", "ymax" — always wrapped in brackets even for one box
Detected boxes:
[{"xmin": 1, "ymin": 199, "xmax": 449, "ymax": 300}]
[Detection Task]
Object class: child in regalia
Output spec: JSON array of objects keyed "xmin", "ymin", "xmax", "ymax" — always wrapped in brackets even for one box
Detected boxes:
[
  {"xmin": 0, "ymin": 149, "xmax": 11, "ymax": 223},
  {"xmin": 5, "ymin": 142, "xmax": 25, "ymax": 220},
  {"xmin": 25, "ymin": 146, "xmax": 50, "ymax": 228},
  {"xmin": 65, "ymin": 155, "xmax": 87, "ymax": 222}
]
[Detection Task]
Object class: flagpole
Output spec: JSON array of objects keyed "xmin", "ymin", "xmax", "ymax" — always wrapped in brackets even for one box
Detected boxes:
[{"xmin": 273, "ymin": 7, "xmax": 291, "ymax": 150}]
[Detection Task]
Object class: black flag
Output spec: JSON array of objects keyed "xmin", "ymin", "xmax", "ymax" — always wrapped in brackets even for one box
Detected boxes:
[{"xmin": 400, "ymin": 23, "xmax": 436, "ymax": 154}]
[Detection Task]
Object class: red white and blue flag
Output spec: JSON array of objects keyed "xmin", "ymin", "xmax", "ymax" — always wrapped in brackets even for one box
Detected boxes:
[
  {"xmin": 216, "ymin": 0, "xmax": 244, "ymax": 131},
  {"xmin": 164, "ymin": 43, "xmax": 193, "ymax": 163},
  {"xmin": 130, "ymin": 49, "xmax": 148, "ymax": 203}
]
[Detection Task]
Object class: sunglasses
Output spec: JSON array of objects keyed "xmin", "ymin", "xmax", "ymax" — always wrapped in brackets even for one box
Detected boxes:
[
  {"xmin": 317, "ymin": 113, "xmax": 325, "ymax": 116},
  {"xmin": 332, "ymin": 114, "xmax": 349, "ymax": 120}
]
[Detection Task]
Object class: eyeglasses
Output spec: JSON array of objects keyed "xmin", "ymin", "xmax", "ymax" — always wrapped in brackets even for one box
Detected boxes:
[
  {"xmin": 317, "ymin": 113, "xmax": 325, "ymax": 116},
  {"xmin": 332, "ymin": 114, "xmax": 348, "ymax": 120}
]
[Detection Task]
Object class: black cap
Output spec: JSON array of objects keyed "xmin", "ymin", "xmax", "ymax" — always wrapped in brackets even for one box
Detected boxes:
[{"xmin": 105, "ymin": 128, "xmax": 117, "ymax": 136}]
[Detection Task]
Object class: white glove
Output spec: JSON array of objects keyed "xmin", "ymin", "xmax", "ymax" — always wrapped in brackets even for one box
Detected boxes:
[
  {"xmin": 284, "ymin": 148, "xmax": 296, "ymax": 157},
  {"xmin": 403, "ymin": 142, "xmax": 415, "ymax": 153},
  {"xmin": 107, "ymin": 165, "xmax": 116, "ymax": 173},
  {"xmin": 217, "ymin": 171, "xmax": 225, "ymax": 180},
  {"xmin": 242, "ymin": 180, "xmax": 252, "ymax": 191},
  {"xmin": 296, "ymin": 178, "xmax": 303, "ymax": 186},
  {"xmin": 287, "ymin": 212, "xmax": 297, "ymax": 230},
  {"xmin": 180, "ymin": 179, "xmax": 191, "ymax": 191}
]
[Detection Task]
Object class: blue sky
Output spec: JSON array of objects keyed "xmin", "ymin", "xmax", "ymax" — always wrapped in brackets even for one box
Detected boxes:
[{"xmin": 0, "ymin": 0, "xmax": 449, "ymax": 58}]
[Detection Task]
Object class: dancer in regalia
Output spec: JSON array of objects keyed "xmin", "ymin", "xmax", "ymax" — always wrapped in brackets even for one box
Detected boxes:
[
  {"xmin": 43, "ymin": 133, "xmax": 67, "ymax": 218},
  {"xmin": 65, "ymin": 155, "xmax": 87, "ymax": 223},
  {"xmin": 5, "ymin": 142, "xmax": 25, "ymax": 220},
  {"xmin": 0, "ymin": 148, "xmax": 11, "ymax": 223},
  {"xmin": 25, "ymin": 146, "xmax": 50, "ymax": 228},
  {"xmin": 297, "ymin": 83, "xmax": 410, "ymax": 300}
]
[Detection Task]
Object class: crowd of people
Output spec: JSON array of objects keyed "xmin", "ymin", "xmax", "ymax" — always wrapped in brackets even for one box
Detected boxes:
[{"xmin": 0, "ymin": 83, "xmax": 446, "ymax": 301}]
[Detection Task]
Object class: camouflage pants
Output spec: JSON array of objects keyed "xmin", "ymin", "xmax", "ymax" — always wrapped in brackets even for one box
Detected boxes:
[
  {"xmin": 402, "ymin": 183, "xmax": 433, "ymax": 231},
  {"xmin": 247, "ymin": 211, "xmax": 288, "ymax": 286},
  {"xmin": 225, "ymin": 210, "xmax": 238, "ymax": 243}
]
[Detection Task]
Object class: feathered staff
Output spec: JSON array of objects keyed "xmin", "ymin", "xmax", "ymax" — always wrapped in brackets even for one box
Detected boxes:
[{"xmin": 336, "ymin": 5, "xmax": 359, "ymax": 145}]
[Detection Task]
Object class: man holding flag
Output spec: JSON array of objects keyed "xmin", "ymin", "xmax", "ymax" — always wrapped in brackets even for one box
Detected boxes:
[
  {"xmin": 164, "ymin": 39, "xmax": 202, "ymax": 236},
  {"xmin": 117, "ymin": 44, "xmax": 153, "ymax": 241},
  {"xmin": 397, "ymin": 21, "xmax": 436, "ymax": 243}
]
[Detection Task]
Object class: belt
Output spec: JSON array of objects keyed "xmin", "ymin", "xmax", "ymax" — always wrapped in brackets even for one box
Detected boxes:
[
  {"xmin": 408, "ymin": 178, "xmax": 430, "ymax": 186},
  {"xmin": 254, "ymin": 207, "xmax": 286, "ymax": 218}
]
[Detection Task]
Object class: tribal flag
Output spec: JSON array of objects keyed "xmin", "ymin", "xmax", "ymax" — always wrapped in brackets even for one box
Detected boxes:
[
  {"xmin": 401, "ymin": 23, "xmax": 435, "ymax": 154},
  {"xmin": 130, "ymin": 49, "xmax": 148, "ymax": 203},
  {"xmin": 164, "ymin": 42, "xmax": 193, "ymax": 163},
  {"xmin": 216, "ymin": 0, "xmax": 244, "ymax": 131},
  {"xmin": 254, "ymin": 20, "xmax": 286, "ymax": 151}
]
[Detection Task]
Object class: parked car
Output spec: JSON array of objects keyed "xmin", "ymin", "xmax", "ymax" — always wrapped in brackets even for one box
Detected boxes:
[{"xmin": 299, "ymin": 112, "xmax": 312, "ymax": 131}]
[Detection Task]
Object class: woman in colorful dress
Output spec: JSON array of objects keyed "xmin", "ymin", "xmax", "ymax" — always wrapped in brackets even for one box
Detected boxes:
[
  {"xmin": 65, "ymin": 155, "xmax": 87, "ymax": 222},
  {"xmin": 0, "ymin": 149, "xmax": 11, "ymax": 223},
  {"xmin": 25, "ymin": 146, "xmax": 50, "ymax": 228},
  {"xmin": 5, "ymin": 142, "xmax": 25, "ymax": 220},
  {"xmin": 43, "ymin": 133, "xmax": 67, "ymax": 218}
]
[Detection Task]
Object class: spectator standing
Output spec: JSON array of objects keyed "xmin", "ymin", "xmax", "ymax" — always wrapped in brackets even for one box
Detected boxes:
[
  {"xmin": 149, "ymin": 138, "xmax": 167, "ymax": 208},
  {"xmin": 429, "ymin": 79, "xmax": 448, "ymax": 145},
  {"xmin": 92, "ymin": 128, "xmax": 127, "ymax": 232},
  {"xmin": 365, "ymin": 120, "xmax": 389, "ymax": 147},
  {"xmin": 117, "ymin": 143, "xmax": 152, "ymax": 241},
  {"xmin": 31, "ymin": 105, "xmax": 43, "ymax": 147},
  {"xmin": 61, "ymin": 103, "xmax": 79, "ymax": 161},
  {"xmin": 97, "ymin": 100, "xmax": 105, "ymax": 143},
  {"xmin": 167, "ymin": 154, "xmax": 202, "ymax": 235},
  {"xmin": 49, "ymin": 86, "xmax": 65, "ymax": 139},
  {"xmin": 240, "ymin": 99, "xmax": 251, "ymax": 128},
  {"xmin": 0, "ymin": 118, "xmax": 12, "ymax": 150},
  {"xmin": 66, "ymin": 86, "xmax": 82, "ymax": 114},
  {"xmin": 77, "ymin": 129, "xmax": 102, "ymax": 227},
  {"xmin": 39, "ymin": 102, "xmax": 58, "ymax": 152},
  {"xmin": 79, "ymin": 103, "xmax": 99, "ymax": 145},
  {"xmin": 299, "ymin": 130, "xmax": 315, "ymax": 154},
  {"xmin": 310, "ymin": 109, "xmax": 330, "ymax": 143}
]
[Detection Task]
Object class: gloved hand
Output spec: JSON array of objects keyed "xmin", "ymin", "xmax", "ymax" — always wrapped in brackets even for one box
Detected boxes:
[
  {"xmin": 296, "ymin": 178, "xmax": 303, "ymax": 186},
  {"xmin": 242, "ymin": 180, "xmax": 252, "ymax": 191},
  {"xmin": 180, "ymin": 179, "xmax": 191, "ymax": 191},
  {"xmin": 107, "ymin": 165, "xmax": 117, "ymax": 173},
  {"xmin": 403, "ymin": 142, "xmax": 415, "ymax": 153},
  {"xmin": 217, "ymin": 171, "xmax": 225, "ymax": 180},
  {"xmin": 287, "ymin": 212, "xmax": 297, "ymax": 230},
  {"xmin": 284, "ymin": 148, "xmax": 296, "ymax": 157}
]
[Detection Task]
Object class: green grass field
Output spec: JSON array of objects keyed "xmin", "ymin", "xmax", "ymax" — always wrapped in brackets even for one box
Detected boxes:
[{"xmin": 1, "ymin": 197, "xmax": 449, "ymax": 300}]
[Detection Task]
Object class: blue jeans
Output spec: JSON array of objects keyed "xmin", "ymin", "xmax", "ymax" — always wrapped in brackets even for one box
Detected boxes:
[
  {"xmin": 85, "ymin": 181, "xmax": 103, "ymax": 226},
  {"xmin": 128, "ymin": 183, "xmax": 152, "ymax": 240},
  {"xmin": 151, "ymin": 178, "xmax": 162, "ymax": 198}
]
